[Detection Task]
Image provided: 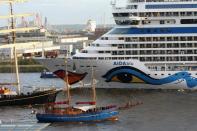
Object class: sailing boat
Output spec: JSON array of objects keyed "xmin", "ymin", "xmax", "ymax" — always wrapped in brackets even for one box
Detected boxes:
[
  {"xmin": 0, "ymin": 0, "xmax": 60, "ymax": 106},
  {"xmin": 36, "ymin": 60, "xmax": 119, "ymax": 122}
]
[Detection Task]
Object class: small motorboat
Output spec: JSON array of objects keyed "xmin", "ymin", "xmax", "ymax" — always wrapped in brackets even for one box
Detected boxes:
[{"xmin": 40, "ymin": 70, "xmax": 58, "ymax": 78}]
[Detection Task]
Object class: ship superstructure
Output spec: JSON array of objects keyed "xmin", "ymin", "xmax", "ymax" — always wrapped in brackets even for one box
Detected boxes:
[{"xmin": 37, "ymin": 0, "xmax": 197, "ymax": 89}]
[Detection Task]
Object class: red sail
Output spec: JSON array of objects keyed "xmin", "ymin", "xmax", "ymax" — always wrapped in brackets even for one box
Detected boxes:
[{"xmin": 53, "ymin": 70, "xmax": 87, "ymax": 85}]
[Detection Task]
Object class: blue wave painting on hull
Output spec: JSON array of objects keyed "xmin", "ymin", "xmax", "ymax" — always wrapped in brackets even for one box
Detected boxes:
[{"xmin": 103, "ymin": 66, "xmax": 197, "ymax": 88}]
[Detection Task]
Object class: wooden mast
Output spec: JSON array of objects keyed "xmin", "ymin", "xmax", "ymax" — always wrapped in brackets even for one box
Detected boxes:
[
  {"xmin": 9, "ymin": 2, "xmax": 21, "ymax": 95},
  {"xmin": 91, "ymin": 66, "xmax": 96, "ymax": 105},
  {"xmin": 65, "ymin": 59, "xmax": 71, "ymax": 106}
]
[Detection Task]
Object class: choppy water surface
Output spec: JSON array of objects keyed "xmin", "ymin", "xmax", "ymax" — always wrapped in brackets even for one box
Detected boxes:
[{"xmin": 0, "ymin": 73, "xmax": 197, "ymax": 131}]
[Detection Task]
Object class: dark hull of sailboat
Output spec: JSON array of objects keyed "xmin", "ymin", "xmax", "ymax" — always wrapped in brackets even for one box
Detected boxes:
[
  {"xmin": 36, "ymin": 110, "xmax": 119, "ymax": 123},
  {"xmin": 0, "ymin": 89, "xmax": 60, "ymax": 106}
]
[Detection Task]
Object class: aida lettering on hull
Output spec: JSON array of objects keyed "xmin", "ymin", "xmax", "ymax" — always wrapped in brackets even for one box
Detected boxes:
[{"xmin": 113, "ymin": 61, "xmax": 133, "ymax": 66}]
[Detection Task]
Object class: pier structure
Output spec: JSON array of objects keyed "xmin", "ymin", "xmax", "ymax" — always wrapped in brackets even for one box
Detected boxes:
[
  {"xmin": 49, "ymin": 35, "xmax": 91, "ymax": 56},
  {"xmin": 0, "ymin": 41, "xmax": 60, "ymax": 60}
]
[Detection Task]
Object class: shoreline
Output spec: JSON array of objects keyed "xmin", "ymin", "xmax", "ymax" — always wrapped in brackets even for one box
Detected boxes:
[
  {"xmin": 0, "ymin": 59, "xmax": 46, "ymax": 73},
  {"xmin": 0, "ymin": 66, "xmax": 46, "ymax": 73}
]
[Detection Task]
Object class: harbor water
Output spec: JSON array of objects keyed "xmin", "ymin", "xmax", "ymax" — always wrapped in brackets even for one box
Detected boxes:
[{"xmin": 0, "ymin": 73, "xmax": 197, "ymax": 131}]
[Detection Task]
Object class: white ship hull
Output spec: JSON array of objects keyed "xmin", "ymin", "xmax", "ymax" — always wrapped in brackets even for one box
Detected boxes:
[{"xmin": 36, "ymin": 58, "xmax": 197, "ymax": 90}]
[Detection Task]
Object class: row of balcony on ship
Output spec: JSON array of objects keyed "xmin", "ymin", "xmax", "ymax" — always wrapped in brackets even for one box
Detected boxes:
[
  {"xmin": 82, "ymin": 48, "xmax": 197, "ymax": 55},
  {"xmin": 109, "ymin": 50, "xmax": 197, "ymax": 55},
  {"xmin": 113, "ymin": 11, "xmax": 197, "ymax": 18},
  {"xmin": 147, "ymin": 65, "xmax": 197, "ymax": 72},
  {"xmin": 100, "ymin": 36, "xmax": 197, "ymax": 42},
  {"xmin": 127, "ymin": 0, "xmax": 197, "ymax": 3},
  {"xmin": 73, "ymin": 56, "xmax": 197, "ymax": 63},
  {"xmin": 110, "ymin": 43, "xmax": 197, "ymax": 48}
]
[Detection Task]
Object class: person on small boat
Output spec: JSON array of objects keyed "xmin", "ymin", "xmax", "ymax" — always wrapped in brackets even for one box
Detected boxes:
[{"xmin": 0, "ymin": 86, "xmax": 11, "ymax": 95}]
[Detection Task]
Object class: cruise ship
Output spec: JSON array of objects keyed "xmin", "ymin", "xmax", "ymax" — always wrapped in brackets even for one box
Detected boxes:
[{"xmin": 37, "ymin": 0, "xmax": 197, "ymax": 89}]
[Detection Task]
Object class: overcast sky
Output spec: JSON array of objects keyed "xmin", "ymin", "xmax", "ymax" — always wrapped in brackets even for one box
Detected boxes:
[{"xmin": 0, "ymin": 0, "xmax": 127, "ymax": 26}]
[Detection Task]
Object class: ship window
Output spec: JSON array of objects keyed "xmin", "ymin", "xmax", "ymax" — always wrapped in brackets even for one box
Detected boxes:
[
  {"xmin": 188, "ymin": 37, "xmax": 193, "ymax": 41},
  {"xmin": 125, "ymin": 57, "xmax": 131, "ymax": 60},
  {"xmin": 140, "ymin": 44, "xmax": 145, "ymax": 48},
  {"xmin": 126, "ymin": 51, "xmax": 131, "ymax": 55},
  {"xmin": 112, "ymin": 44, "xmax": 117, "ymax": 47},
  {"xmin": 113, "ymin": 13, "xmax": 129, "ymax": 17},
  {"xmin": 82, "ymin": 50, "xmax": 88, "ymax": 53},
  {"xmin": 125, "ymin": 37, "xmax": 131, "ymax": 42},
  {"xmin": 180, "ymin": 37, "xmax": 186, "ymax": 41},
  {"xmin": 147, "ymin": 50, "xmax": 152, "ymax": 54},
  {"xmin": 186, "ymin": 12, "xmax": 192, "ymax": 16},
  {"xmin": 118, "ymin": 51, "xmax": 124, "ymax": 55},
  {"xmin": 98, "ymin": 51, "xmax": 104, "ymax": 53},
  {"xmin": 112, "ymin": 51, "xmax": 118, "ymax": 55},
  {"xmin": 119, "ymin": 37, "xmax": 124, "ymax": 40},
  {"xmin": 173, "ymin": 12, "xmax": 179, "ymax": 16},
  {"xmin": 181, "ymin": 19, "xmax": 197, "ymax": 24},
  {"xmin": 140, "ymin": 57, "xmax": 145, "ymax": 61},
  {"xmin": 146, "ymin": 37, "xmax": 151, "ymax": 41},
  {"xmin": 105, "ymin": 57, "xmax": 111, "ymax": 60},
  {"xmin": 174, "ymin": 37, "xmax": 179, "ymax": 41},
  {"xmin": 132, "ymin": 44, "xmax": 138, "ymax": 48},
  {"xmin": 146, "ymin": 44, "xmax": 151, "ymax": 48},
  {"xmin": 105, "ymin": 51, "xmax": 111, "ymax": 53},
  {"xmin": 180, "ymin": 12, "xmax": 186, "ymax": 16},
  {"xmin": 125, "ymin": 44, "xmax": 131, "ymax": 48},
  {"xmin": 160, "ymin": 20, "xmax": 165, "ymax": 24},
  {"xmin": 160, "ymin": 44, "xmax": 165, "ymax": 48},
  {"xmin": 126, "ymin": 5, "xmax": 138, "ymax": 9},
  {"xmin": 98, "ymin": 57, "xmax": 104, "ymax": 60},
  {"xmin": 113, "ymin": 13, "xmax": 118, "ymax": 17}
]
